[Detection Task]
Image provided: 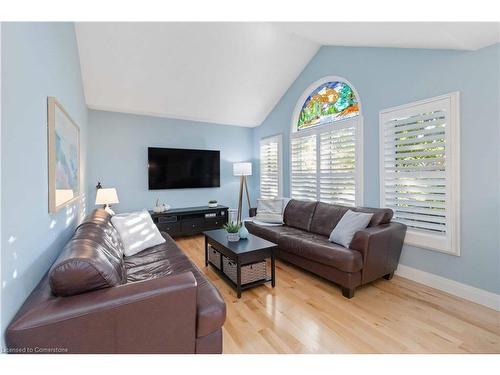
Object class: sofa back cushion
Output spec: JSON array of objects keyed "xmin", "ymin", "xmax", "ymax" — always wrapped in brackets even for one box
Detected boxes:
[
  {"xmin": 309, "ymin": 202, "xmax": 350, "ymax": 236},
  {"xmin": 351, "ymin": 207, "xmax": 393, "ymax": 227},
  {"xmin": 310, "ymin": 202, "xmax": 394, "ymax": 236},
  {"xmin": 283, "ymin": 200, "xmax": 318, "ymax": 231},
  {"xmin": 49, "ymin": 209, "xmax": 126, "ymax": 296}
]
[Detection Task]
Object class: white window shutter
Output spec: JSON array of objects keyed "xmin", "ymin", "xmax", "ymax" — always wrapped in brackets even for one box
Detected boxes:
[
  {"xmin": 260, "ymin": 135, "xmax": 282, "ymax": 199},
  {"xmin": 291, "ymin": 134, "xmax": 317, "ymax": 201},
  {"xmin": 319, "ymin": 125, "xmax": 356, "ymax": 206},
  {"xmin": 380, "ymin": 93, "xmax": 460, "ymax": 255}
]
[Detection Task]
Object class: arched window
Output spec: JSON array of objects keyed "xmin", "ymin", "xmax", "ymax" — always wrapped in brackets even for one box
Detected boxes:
[{"xmin": 290, "ymin": 77, "xmax": 363, "ymax": 206}]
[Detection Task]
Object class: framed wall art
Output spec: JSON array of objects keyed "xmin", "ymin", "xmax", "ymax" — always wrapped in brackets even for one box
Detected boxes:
[{"xmin": 47, "ymin": 96, "xmax": 80, "ymax": 213}]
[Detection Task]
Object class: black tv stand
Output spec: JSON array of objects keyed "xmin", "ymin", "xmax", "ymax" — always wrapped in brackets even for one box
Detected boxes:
[{"xmin": 150, "ymin": 205, "xmax": 229, "ymax": 237}]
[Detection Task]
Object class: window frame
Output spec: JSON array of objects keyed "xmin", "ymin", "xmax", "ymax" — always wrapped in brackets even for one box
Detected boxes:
[
  {"xmin": 259, "ymin": 134, "xmax": 283, "ymax": 199},
  {"xmin": 379, "ymin": 92, "xmax": 461, "ymax": 256},
  {"xmin": 290, "ymin": 76, "xmax": 364, "ymax": 206}
]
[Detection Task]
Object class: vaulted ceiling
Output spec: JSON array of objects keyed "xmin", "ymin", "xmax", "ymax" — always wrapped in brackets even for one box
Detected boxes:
[
  {"xmin": 75, "ymin": 22, "xmax": 500, "ymax": 127},
  {"xmin": 75, "ymin": 23, "xmax": 320, "ymax": 127}
]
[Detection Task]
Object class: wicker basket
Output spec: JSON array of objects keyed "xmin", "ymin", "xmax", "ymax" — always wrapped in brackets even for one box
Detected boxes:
[
  {"xmin": 208, "ymin": 246, "xmax": 221, "ymax": 269},
  {"xmin": 222, "ymin": 256, "xmax": 267, "ymax": 285}
]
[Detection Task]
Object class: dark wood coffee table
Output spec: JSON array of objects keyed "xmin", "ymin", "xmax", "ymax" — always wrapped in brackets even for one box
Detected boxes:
[{"xmin": 203, "ymin": 229, "xmax": 277, "ymax": 298}]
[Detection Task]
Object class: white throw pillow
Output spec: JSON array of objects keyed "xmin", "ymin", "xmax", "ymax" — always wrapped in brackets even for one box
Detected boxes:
[
  {"xmin": 329, "ymin": 210, "xmax": 373, "ymax": 248},
  {"xmin": 111, "ymin": 210, "xmax": 166, "ymax": 256},
  {"xmin": 255, "ymin": 198, "xmax": 284, "ymax": 224},
  {"xmin": 257, "ymin": 198, "xmax": 283, "ymax": 215}
]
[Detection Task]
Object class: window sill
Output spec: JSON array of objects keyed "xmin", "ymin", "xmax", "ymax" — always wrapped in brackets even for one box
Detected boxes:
[{"xmin": 404, "ymin": 229, "xmax": 460, "ymax": 256}]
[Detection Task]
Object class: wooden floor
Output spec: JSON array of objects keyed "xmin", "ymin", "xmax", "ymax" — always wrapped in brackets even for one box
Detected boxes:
[{"xmin": 176, "ymin": 235, "xmax": 500, "ymax": 354}]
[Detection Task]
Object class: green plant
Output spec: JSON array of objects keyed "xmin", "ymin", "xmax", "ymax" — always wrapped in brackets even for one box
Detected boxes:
[
  {"xmin": 223, "ymin": 221, "xmax": 241, "ymax": 233},
  {"xmin": 208, "ymin": 199, "xmax": 217, "ymax": 204}
]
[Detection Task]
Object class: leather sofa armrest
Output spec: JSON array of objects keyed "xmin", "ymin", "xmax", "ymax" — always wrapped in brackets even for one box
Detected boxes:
[
  {"xmin": 249, "ymin": 207, "xmax": 257, "ymax": 217},
  {"xmin": 349, "ymin": 222, "xmax": 407, "ymax": 284},
  {"xmin": 6, "ymin": 272, "xmax": 198, "ymax": 353}
]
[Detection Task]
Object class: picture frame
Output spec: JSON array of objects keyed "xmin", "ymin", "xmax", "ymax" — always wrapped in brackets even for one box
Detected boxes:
[{"xmin": 47, "ymin": 96, "xmax": 80, "ymax": 213}]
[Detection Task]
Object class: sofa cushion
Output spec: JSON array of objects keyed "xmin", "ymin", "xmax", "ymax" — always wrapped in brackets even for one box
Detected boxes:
[
  {"xmin": 351, "ymin": 207, "xmax": 393, "ymax": 227},
  {"xmin": 283, "ymin": 199, "xmax": 318, "ymax": 231},
  {"xmin": 245, "ymin": 220, "xmax": 308, "ymax": 244},
  {"xmin": 111, "ymin": 210, "xmax": 166, "ymax": 256},
  {"xmin": 329, "ymin": 210, "xmax": 373, "ymax": 248},
  {"xmin": 125, "ymin": 233, "xmax": 226, "ymax": 338},
  {"xmin": 309, "ymin": 202, "xmax": 350, "ymax": 236},
  {"xmin": 309, "ymin": 202, "xmax": 394, "ymax": 236},
  {"xmin": 278, "ymin": 233, "xmax": 363, "ymax": 273},
  {"xmin": 49, "ymin": 209, "xmax": 126, "ymax": 297}
]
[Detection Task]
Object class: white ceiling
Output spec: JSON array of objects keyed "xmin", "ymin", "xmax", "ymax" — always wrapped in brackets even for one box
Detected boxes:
[
  {"xmin": 277, "ymin": 22, "xmax": 500, "ymax": 51},
  {"xmin": 76, "ymin": 22, "xmax": 500, "ymax": 127},
  {"xmin": 75, "ymin": 23, "xmax": 319, "ymax": 127}
]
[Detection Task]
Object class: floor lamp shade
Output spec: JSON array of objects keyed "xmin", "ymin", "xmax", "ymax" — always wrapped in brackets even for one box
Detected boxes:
[{"xmin": 233, "ymin": 162, "xmax": 252, "ymax": 176}]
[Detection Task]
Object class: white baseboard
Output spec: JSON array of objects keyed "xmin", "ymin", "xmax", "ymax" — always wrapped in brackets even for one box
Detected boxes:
[{"xmin": 395, "ymin": 264, "xmax": 500, "ymax": 311}]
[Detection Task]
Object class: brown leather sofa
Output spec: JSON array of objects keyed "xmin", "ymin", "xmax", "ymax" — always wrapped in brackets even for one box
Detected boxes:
[
  {"xmin": 5, "ymin": 209, "xmax": 226, "ymax": 354},
  {"xmin": 246, "ymin": 200, "xmax": 406, "ymax": 298}
]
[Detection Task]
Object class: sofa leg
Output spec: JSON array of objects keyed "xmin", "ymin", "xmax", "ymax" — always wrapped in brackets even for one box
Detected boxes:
[
  {"xmin": 341, "ymin": 287, "xmax": 355, "ymax": 299},
  {"xmin": 383, "ymin": 272, "xmax": 394, "ymax": 280}
]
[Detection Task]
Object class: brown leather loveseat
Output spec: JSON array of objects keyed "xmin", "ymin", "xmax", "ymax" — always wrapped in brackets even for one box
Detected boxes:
[
  {"xmin": 246, "ymin": 199, "xmax": 406, "ymax": 298},
  {"xmin": 5, "ymin": 209, "xmax": 226, "ymax": 354}
]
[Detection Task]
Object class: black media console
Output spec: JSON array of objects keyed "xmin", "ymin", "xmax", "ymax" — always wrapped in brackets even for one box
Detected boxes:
[{"xmin": 150, "ymin": 205, "xmax": 229, "ymax": 237}]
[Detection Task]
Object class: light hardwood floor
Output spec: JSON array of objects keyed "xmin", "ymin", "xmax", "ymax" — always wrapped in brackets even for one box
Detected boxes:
[{"xmin": 176, "ymin": 235, "xmax": 500, "ymax": 354}]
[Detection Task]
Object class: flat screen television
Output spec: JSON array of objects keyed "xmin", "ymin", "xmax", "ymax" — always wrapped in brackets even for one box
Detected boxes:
[{"xmin": 148, "ymin": 147, "xmax": 220, "ymax": 189}]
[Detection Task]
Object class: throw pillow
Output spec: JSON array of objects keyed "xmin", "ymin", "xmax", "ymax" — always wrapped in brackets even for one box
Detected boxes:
[
  {"xmin": 257, "ymin": 198, "xmax": 284, "ymax": 214},
  {"xmin": 329, "ymin": 210, "xmax": 373, "ymax": 248},
  {"xmin": 111, "ymin": 210, "xmax": 166, "ymax": 256},
  {"xmin": 254, "ymin": 198, "xmax": 284, "ymax": 224}
]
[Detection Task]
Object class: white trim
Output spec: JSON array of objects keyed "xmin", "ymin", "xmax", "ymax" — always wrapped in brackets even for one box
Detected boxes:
[
  {"xmin": 379, "ymin": 92, "xmax": 457, "ymax": 114},
  {"xmin": 289, "ymin": 76, "xmax": 364, "ymax": 206},
  {"xmin": 356, "ymin": 114, "xmax": 364, "ymax": 205},
  {"xmin": 379, "ymin": 92, "xmax": 460, "ymax": 255},
  {"xmin": 395, "ymin": 264, "xmax": 500, "ymax": 311},
  {"xmin": 259, "ymin": 134, "xmax": 283, "ymax": 198}
]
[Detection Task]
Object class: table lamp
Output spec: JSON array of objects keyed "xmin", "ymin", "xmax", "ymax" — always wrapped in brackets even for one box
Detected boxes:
[
  {"xmin": 95, "ymin": 187, "xmax": 119, "ymax": 215},
  {"xmin": 233, "ymin": 162, "xmax": 252, "ymax": 224}
]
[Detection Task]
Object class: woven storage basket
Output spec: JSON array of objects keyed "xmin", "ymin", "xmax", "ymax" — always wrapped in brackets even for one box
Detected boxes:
[
  {"xmin": 222, "ymin": 256, "xmax": 267, "ymax": 285},
  {"xmin": 208, "ymin": 246, "xmax": 221, "ymax": 269}
]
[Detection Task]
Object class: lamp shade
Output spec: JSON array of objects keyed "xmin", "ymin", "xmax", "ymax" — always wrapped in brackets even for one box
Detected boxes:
[
  {"xmin": 95, "ymin": 188, "xmax": 119, "ymax": 205},
  {"xmin": 233, "ymin": 162, "xmax": 252, "ymax": 176}
]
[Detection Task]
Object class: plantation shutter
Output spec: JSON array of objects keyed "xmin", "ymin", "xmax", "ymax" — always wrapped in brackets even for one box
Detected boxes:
[
  {"xmin": 260, "ymin": 136, "xmax": 282, "ymax": 199},
  {"xmin": 291, "ymin": 134, "xmax": 317, "ymax": 200},
  {"xmin": 319, "ymin": 124, "xmax": 356, "ymax": 206},
  {"xmin": 380, "ymin": 93, "xmax": 459, "ymax": 254}
]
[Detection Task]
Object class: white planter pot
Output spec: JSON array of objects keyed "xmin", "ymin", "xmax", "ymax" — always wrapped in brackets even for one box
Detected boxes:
[
  {"xmin": 227, "ymin": 232, "xmax": 240, "ymax": 242},
  {"xmin": 208, "ymin": 203, "xmax": 218, "ymax": 208}
]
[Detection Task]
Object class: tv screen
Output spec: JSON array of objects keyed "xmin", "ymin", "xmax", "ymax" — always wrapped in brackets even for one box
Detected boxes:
[{"xmin": 148, "ymin": 147, "xmax": 220, "ymax": 189}]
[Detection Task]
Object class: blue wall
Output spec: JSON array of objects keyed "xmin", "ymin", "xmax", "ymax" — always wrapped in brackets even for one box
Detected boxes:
[
  {"xmin": 87, "ymin": 110, "xmax": 255, "ymax": 214},
  {"xmin": 1, "ymin": 23, "xmax": 88, "ymax": 341},
  {"xmin": 252, "ymin": 44, "xmax": 500, "ymax": 294}
]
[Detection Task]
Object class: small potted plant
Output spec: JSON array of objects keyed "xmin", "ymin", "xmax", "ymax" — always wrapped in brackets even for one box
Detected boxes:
[
  {"xmin": 208, "ymin": 199, "xmax": 218, "ymax": 208},
  {"xmin": 223, "ymin": 222, "xmax": 241, "ymax": 242}
]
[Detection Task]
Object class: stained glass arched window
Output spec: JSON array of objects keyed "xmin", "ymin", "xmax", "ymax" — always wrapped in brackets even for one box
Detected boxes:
[
  {"xmin": 290, "ymin": 77, "xmax": 363, "ymax": 206},
  {"xmin": 297, "ymin": 81, "xmax": 359, "ymax": 131}
]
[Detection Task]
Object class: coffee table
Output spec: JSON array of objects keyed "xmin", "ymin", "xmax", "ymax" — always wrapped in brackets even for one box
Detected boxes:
[{"xmin": 203, "ymin": 229, "xmax": 277, "ymax": 298}]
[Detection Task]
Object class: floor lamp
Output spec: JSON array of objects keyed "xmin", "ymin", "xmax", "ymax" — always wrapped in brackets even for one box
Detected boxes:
[{"xmin": 233, "ymin": 162, "xmax": 252, "ymax": 224}]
